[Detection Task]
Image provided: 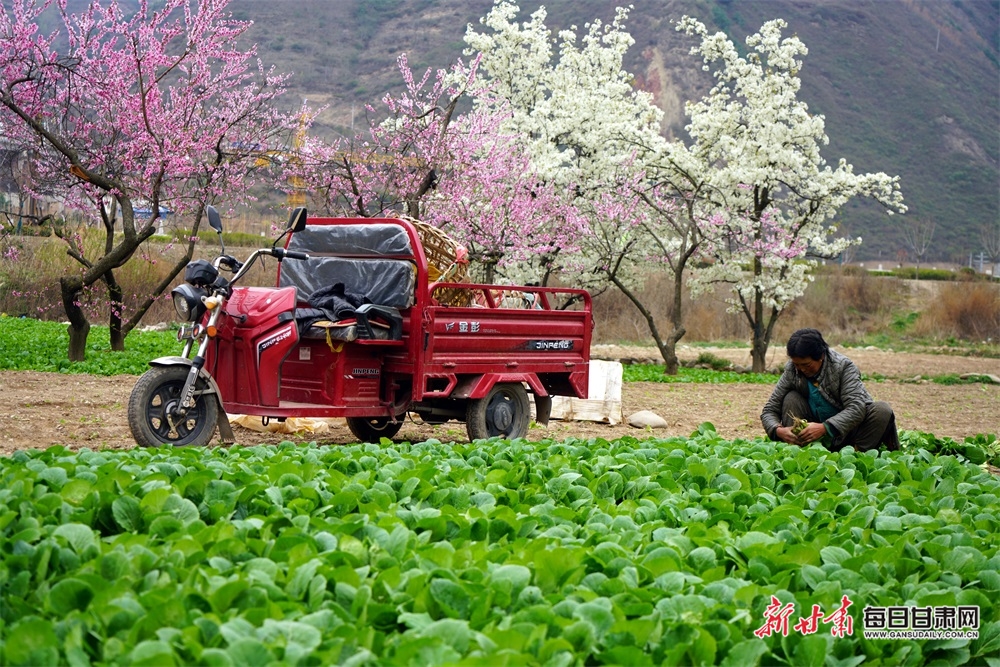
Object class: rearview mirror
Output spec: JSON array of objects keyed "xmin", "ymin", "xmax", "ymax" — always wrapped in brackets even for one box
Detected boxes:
[
  {"xmin": 288, "ymin": 207, "xmax": 307, "ymax": 232},
  {"xmin": 206, "ymin": 205, "xmax": 223, "ymax": 233}
]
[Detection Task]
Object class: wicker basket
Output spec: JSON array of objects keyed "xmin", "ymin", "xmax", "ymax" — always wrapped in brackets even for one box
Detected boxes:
[{"xmin": 397, "ymin": 216, "xmax": 471, "ymax": 306}]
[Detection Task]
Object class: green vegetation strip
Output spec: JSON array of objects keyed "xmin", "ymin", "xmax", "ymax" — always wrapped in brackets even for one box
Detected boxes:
[
  {"xmin": 2, "ymin": 429, "xmax": 998, "ymax": 665},
  {"xmin": 623, "ymin": 364, "xmax": 996, "ymax": 386},
  {"xmin": 622, "ymin": 365, "xmax": 777, "ymax": 384},
  {"xmin": 0, "ymin": 316, "xmax": 177, "ymax": 376},
  {"xmin": 2, "ymin": 317, "xmax": 995, "ymax": 386}
]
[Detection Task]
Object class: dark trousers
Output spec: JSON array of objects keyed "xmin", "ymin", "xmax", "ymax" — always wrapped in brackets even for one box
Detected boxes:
[{"xmin": 780, "ymin": 392, "xmax": 900, "ymax": 452}]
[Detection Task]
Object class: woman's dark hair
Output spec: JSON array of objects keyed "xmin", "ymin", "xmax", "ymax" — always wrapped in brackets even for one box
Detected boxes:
[{"xmin": 786, "ymin": 328, "xmax": 829, "ymax": 360}]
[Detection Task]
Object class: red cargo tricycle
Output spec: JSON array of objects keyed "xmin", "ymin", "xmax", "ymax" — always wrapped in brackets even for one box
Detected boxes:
[{"xmin": 127, "ymin": 207, "xmax": 592, "ymax": 446}]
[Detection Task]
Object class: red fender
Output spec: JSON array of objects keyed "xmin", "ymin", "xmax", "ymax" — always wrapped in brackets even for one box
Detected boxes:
[{"xmin": 450, "ymin": 373, "xmax": 548, "ymax": 400}]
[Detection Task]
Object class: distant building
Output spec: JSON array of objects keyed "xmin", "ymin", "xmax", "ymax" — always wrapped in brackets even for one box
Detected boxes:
[
  {"xmin": 131, "ymin": 201, "xmax": 173, "ymax": 235},
  {"xmin": 0, "ymin": 146, "xmax": 49, "ymax": 227}
]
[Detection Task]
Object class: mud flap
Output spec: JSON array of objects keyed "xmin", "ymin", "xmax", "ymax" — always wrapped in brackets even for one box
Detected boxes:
[
  {"xmin": 216, "ymin": 402, "xmax": 236, "ymax": 444},
  {"xmin": 534, "ymin": 395, "xmax": 552, "ymax": 426}
]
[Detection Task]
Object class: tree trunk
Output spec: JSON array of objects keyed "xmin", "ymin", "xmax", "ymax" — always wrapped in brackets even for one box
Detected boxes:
[
  {"xmin": 60, "ymin": 276, "xmax": 90, "ymax": 361},
  {"xmin": 657, "ymin": 328, "xmax": 685, "ymax": 375},
  {"xmin": 658, "ymin": 264, "xmax": 690, "ymax": 375},
  {"xmin": 104, "ymin": 269, "xmax": 125, "ymax": 351},
  {"xmin": 750, "ymin": 331, "xmax": 769, "ymax": 373},
  {"xmin": 609, "ymin": 274, "xmax": 685, "ymax": 375},
  {"xmin": 747, "ymin": 282, "xmax": 780, "ymax": 373}
]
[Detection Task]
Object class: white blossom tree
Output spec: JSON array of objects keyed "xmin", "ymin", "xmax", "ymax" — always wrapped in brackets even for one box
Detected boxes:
[
  {"xmin": 466, "ymin": 2, "xmax": 716, "ymax": 369},
  {"xmin": 676, "ymin": 17, "xmax": 906, "ymax": 371},
  {"xmin": 463, "ymin": 2, "xmax": 665, "ymax": 248},
  {"xmin": 582, "ymin": 157, "xmax": 724, "ymax": 373}
]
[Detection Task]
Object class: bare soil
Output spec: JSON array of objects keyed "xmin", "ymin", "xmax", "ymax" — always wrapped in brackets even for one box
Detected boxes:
[{"xmin": 2, "ymin": 346, "xmax": 997, "ymax": 455}]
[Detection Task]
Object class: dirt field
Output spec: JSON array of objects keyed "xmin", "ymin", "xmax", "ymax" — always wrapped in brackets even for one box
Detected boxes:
[{"xmin": 2, "ymin": 345, "xmax": 997, "ymax": 455}]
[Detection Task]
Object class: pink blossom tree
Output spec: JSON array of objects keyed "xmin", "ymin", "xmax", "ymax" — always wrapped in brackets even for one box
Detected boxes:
[
  {"xmin": 294, "ymin": 56, "xmax": 459, "ymax": 220},
  {"xmin": 295, "ymin": 55, "xmax": 585, "ymax": 285},
  {"xmin": 586, "ymin": 160, "xmax": 723, "ymax": 374},
  {"xmin": 0, "ymin": 0, "xmax": 292, "ymax": 359},
  {"xmin": 418, "ymin": 85, "xmax": 588, "ymax": 285}
]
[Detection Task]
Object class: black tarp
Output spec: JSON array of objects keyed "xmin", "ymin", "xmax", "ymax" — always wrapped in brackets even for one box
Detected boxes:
[
  {"xmin": 286, "ymin": 222, "xmax": 414, "ymax": 256},
  {"xmin": 281, "ymin": 222, "xmax": 416, "ymax": 309}
]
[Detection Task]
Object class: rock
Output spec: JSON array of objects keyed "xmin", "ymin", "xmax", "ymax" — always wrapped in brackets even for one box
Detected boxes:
[
  {"xmin": 960, "ymin": 373, "xmax": 1000, "ymax": 384},
  {"xmin": 628, "ymin": 410, "xmax": 668, "ymax": 429}
]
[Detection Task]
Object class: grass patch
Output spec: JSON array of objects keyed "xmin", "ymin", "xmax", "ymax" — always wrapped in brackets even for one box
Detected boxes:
[
  {"xmin": 841, "ymin": 339, "xmax": 1000, "ymax": 358},
  {"xmin": 623, "ymin": 362, "xmax": 998, "ymax": 387},
  {"xmin": 930, "ymin": 373, "xmax": 993, "ymax": 386},
  {"xmin": 682, "ymin": 340, "xmax": 751, "ymax": 349}
]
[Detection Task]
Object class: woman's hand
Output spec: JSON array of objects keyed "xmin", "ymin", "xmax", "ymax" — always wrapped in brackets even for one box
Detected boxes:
[
  {"xmin": 775, "ymin": 426, "xmax": 803, "ymax": 445},
  {"xmin": 796, "ymin": 422, "xmax": 828, "ymax": 444},
  {"xmin": 776, "ymin": 423, "xmax": 826, "ymax": 445}
]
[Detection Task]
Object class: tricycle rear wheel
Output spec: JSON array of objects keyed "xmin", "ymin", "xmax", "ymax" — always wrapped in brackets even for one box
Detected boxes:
[
  {"xmin": 128, "ymin": 366, "xmax": 219, "ymax": 447},
  {"xmin": 347, "ymin": 416, "xmax": 403, "ymax": 443},
  {"xmin": 466, "ymin": 383, "xmax": 530, "ymax": 441}
]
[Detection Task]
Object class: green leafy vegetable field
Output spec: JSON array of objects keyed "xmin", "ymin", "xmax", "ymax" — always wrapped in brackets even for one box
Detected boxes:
[{"xmin": 2, "ymin": 429, "xmax": 998, "ymax": 666}]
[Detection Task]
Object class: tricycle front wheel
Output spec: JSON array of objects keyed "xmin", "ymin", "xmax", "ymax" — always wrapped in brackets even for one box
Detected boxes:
[
  {"xmin": 128, "ymin": 366, "xmax": 219, "ymax": 447},
  {"xmin": 466, "ymin": 383, "xmax": 530, "ymax": 441}
]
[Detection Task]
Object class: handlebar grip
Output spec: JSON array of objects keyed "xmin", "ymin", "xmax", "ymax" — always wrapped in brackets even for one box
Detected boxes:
[
  {"xmin": 218, "ymin": 255, "xmax": 240, "ymax": 270},
  {"xmin": 269, "ymin": 248, "xmax": 310, "ymax": 260}
]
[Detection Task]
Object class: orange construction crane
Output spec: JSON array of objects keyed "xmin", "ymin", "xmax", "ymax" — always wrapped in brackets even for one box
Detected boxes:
[{"xmin": 287, "ymin": 106, "xmax": 308, "ymax": 209}]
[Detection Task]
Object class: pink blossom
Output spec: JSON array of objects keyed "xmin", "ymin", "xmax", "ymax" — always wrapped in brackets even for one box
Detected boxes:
[{"xmin": 292, "ymin": 54, "xmax": 585, "ymax": 279}]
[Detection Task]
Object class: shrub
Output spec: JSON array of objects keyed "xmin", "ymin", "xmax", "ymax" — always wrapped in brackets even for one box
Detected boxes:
[
  {"xmin": 890, "ymin": 267, "xmax": 959, "ymax": 281},
  {"xmin": 915, "ymin": 282, "xmax": 1000, "ymax": 342},
  {"xmin": 695, "ymin": 351, "xmax": 733, "ymax": 370},
  {"xmin": 839, "ymin": 264, "xmax": 869, "ymax": 277},
  {"xmin": 781, "ymin": 270, "xmax": 907, "ymax": 342},
  {"xmin": 1, "ymin": 236, "xmax": 77, "ymax": 319}
]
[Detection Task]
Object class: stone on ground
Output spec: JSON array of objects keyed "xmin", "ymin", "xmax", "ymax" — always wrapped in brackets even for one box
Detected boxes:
[{"xmin": 628, "ymin": 410, "xmax": 668, "ymax": 429}]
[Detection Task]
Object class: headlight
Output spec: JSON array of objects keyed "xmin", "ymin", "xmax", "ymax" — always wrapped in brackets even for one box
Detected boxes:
[{"xmin": 171, "ymin": 284, "xmax": 206, "ymax": 322}]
